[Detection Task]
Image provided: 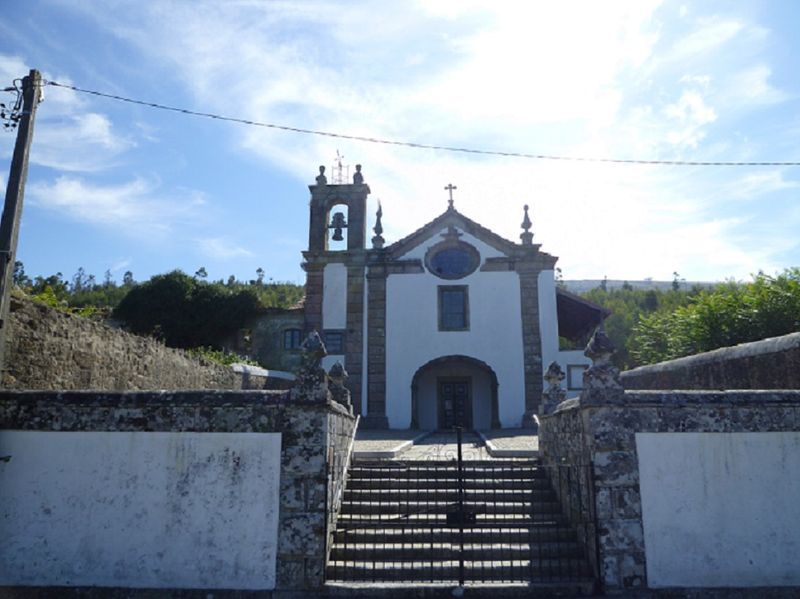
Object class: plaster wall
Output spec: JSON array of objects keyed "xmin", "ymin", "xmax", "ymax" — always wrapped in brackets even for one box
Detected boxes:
[
  {"xmin": 636, "ymin": 431, "xmax": 800, "ymax": 588},
  {"xmin": 322, "ymin": 262, "xmax": 347, "ymax": 330},
  {"xmin": 386, "ymin": 229, "xmax": 524, "ymax": 428},
  {"xmin": 0, "ymin": 430, "xmax": 281, "ymax": 590},
  {"xmin": 322, "ymin": 262, "xmax": 347, "ymax": 370}
]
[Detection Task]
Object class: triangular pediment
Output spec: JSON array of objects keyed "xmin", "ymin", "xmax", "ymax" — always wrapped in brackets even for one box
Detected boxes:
[{"xmin": 387, "ymin": 207, "xmax": 523, "ymax": 260}]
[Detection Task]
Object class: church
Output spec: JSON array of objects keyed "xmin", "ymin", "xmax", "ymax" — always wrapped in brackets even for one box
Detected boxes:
[{"xmin": 283, "ymin": 163, "xmax": 607, "ymax": 430}]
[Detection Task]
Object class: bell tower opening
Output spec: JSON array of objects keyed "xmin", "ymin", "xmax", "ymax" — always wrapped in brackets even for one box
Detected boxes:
[{"xmin": 327, "ymin": 204, "xmax": 349, "ymax": 251}]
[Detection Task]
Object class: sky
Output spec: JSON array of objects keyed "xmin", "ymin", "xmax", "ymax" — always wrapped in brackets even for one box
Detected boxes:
[{"xmin": 0, "ymin": 0, "xmax": 798, "ymax": 286}]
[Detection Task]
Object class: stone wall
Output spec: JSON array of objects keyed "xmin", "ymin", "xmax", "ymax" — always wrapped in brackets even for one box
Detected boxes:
[
  {"xmin": 2, "ymin": 295, "xmax": 268, "ymax": 391},
  {"xmin": 540, "ymin": 383, "xmax": 800, "ymax": 592},
  {"xmin": 0, "ymin": 388, "xmax": 357, "ymax": 593},
  {"xmin": 621, "ymin": 332, "xmax": 800, "ymax": 390}
]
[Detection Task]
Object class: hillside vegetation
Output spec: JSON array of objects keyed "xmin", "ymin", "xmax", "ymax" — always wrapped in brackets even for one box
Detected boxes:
[
  {"xmin": 13, "ymin": 262, "xmax": 304, "ymax": 353},
  {"xmin": 579, "ymin": 269, "xmax": 800, "ymax": 369}
]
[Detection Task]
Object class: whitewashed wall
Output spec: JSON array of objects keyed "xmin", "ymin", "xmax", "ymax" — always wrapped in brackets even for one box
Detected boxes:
[
  {"xmin": 636, "ymin": 432, "xmax": 800, "ymax": 588},
  {"xmin": 322, "ymin": 262, "xmax": 347, "ymax": 370},
  {"xmin": 0, "ymin": 431, "xmax": 281, "ymax": 590},
  {"xmin": 385, "ymin": 229, "xmax": 525, "ymax": 428}
]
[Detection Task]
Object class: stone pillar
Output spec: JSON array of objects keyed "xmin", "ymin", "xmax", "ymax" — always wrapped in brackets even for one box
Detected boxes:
[
  {"xmin": 517, "ymin": 258, "xmax": 544, "ymax": 427},
  {"xmin": 344, "ymin": 263, "xmax": 365, "ymax": 418},
  {"xmin": 363, "ymin": 262, "xmax": 389, "ymax": 429}
]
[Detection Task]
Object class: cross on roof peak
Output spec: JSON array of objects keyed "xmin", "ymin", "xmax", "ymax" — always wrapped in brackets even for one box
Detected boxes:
[{"xmin": 444, "ymin": 183, "xmax": 457, "ymax": 209}]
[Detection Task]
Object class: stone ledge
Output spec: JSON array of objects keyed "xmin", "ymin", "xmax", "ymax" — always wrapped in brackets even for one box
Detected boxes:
[
  {"xmin": 353, "ymin": 430, "xmax": 431, "ymax": 459},
  {"xmin": 476, "ymin": 429, "xmax": 538, "ymax": 458}
]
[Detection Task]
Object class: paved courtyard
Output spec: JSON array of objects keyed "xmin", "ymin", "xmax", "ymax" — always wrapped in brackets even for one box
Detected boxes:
[{"xmin": 353, "ymin": 428, "xmax": 539, "ymax": 460}]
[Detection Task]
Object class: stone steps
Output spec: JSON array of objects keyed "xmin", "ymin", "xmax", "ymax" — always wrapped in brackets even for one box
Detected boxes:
[
  {"xmin": 327, "ymin": 458, "xmax": 595, "ymax": 585},
  {"xmin": 329, "ymin": 541, "xmax": 585, "ymax": 561},
  {"xmin": 327, "ymin": 559, "xmax": 592, "ymax": 582},
  {"xmin": 333, "ymin": 525, "xmax": 579, "ymax": 544}
]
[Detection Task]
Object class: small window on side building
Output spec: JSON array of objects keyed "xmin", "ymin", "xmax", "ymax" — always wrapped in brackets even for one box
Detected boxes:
[
  {"xmin": 283, "ymin": 328, "xmax": 302, "ymax": 350},
  {"xmin": 567, "ymin": 364, "xmax": 589, "ymax": 390}
]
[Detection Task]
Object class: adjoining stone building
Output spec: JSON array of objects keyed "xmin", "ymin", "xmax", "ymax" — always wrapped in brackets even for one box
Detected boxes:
[{"xmin": 244, "ymin": 164, "xmax": 607, "ymax": 430}]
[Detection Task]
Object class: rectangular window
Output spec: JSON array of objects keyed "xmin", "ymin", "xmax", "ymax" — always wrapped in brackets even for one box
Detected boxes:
[
  {"xmin": 438, "ymin": 286, "xmax": 469, "ymax": 331},
  {"xmin": 283, "ymin": 328, "xmax": 302, "ymax": 350},
  {"xmin": 324, "ymin": 330, "xmax": 345, "ymax": 353},
  {"xmin": 567, "ymin": 364, "xmax": 589, "ymax": 390}
]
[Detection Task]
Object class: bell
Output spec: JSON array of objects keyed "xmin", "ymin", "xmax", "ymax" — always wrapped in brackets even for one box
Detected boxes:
[{"xmin": 329, "ymin": 211, "xmax": 347, "ymax": 241}]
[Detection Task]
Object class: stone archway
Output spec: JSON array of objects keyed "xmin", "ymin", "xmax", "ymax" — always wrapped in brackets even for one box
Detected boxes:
[{"xmin": 410, "ymin": 355, "xmax": 499, "ymax": 430}]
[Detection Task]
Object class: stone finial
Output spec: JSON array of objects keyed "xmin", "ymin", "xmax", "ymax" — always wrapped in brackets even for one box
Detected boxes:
[
  {"xmin": 290, "ymin": 331, "xmax": 329, "ymax": 402},
  {"xmin": 544, "ymin": 361, "xmax": 566, "ymax": 387},
  {"xmin": 316, "ymin": 165, "xmax": 327, "ymax": 185},
  {"xmin": 541, "ymin": 361, "xmax": 567, "ymax": 415},
  {"xmin": 372, "ymin": 200, "xmax": 385, "ymax": 249},
  {"xmin": 328, "ymin": 361, "xmax": 348, "ymax": 384},
  {"xmin": 328, "ymin": 361, "xmax": 353, "ymax": 414},
  {"xmin": 581, "ymin": 327, "xmax": 624, "ymax": 405},
  {"xmin": 584, "ymin": 327, "xmax": 615, "ymax": 365},
  {"xmin": 520, "ymin": 204, "xmax": 534, "ymax": 245},
  {"xmin": 353, "ymin": 164, "xmax": 364, "ymax": 184}
]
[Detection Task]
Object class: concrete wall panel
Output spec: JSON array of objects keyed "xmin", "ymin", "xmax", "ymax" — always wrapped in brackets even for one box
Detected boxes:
[{"xmin": 636, "ymin": 431, "xmax": 800, "ymax": 588}]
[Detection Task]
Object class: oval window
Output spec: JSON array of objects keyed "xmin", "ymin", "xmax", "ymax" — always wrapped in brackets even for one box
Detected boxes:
[{"xmin": 426, "ymin": 242, "xmax": 480, "ymax": 279}]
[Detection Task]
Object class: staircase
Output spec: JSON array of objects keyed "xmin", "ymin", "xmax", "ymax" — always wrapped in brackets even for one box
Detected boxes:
[{"xmin": 326, "ymin": 458, "xmax": 596, "ymax": 588}]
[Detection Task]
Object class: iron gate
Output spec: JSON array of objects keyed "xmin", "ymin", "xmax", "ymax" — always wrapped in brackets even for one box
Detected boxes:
[{"xmin": 327, "ymin": 427, "xmax": 597, "ymax": 585}]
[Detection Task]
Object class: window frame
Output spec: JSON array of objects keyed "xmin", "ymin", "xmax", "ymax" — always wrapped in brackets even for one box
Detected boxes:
[
  {"xmin": 283, "ymin": 328, "xmax": 303, "ymax": 351},
  {"xmin": 323, "ymin": 329, "xmax": 346, "ymax": 354},
  {"xmin": 438, "ymin": 285, "xmax": 470, "ymax": 332},
  {"xmin": 567, "ymin": 364, "xmax": 589, "ymax": 390}
]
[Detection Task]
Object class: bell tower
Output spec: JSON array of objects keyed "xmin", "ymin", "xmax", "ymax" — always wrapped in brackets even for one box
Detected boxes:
[
  {"xmin": 302, "ymin": 163, "xmax": 370, "ymax": 416},
  {"xmin": 307, "ymin": 164, "xmax": 369, "ymax": 252}
]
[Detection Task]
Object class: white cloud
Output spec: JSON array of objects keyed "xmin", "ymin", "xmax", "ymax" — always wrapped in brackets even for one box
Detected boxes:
[
  {"xmin": 724, "ymin": 65, "xmax": 789, "ymax": 107},
  {"xmin": 39, "ymin": 1, "xmax": 800, "ymax": 280},
  {"xmin": 663, "ymin": 89, "xmax": 717, "ymax": 148},
  {"xmin": 666, "ymin": 17, "xmax": 745, "ymax": 63},
  {"xmin": 0, "ymin": 53, "xmax": 132, "ymax": 172},
  {"xmin": 28, "ymin": 176, "xmax": 206, "ymax": 238},
  {"xmin": 196, "ymin": 237, "xmax": 254, "ymax": 260},
  {"xmin": 726, "ymin": 170, "xmax": 800, "ymax": 200},
  {"xmin": 32, "ymin": 113, "xmax": 134, "ymax": 171}
]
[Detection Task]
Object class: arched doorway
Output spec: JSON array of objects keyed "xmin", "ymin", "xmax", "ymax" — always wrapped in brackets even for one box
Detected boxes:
[{"xmin": 410, "ymin": 355, "xmax": 499, "ymax": 430}]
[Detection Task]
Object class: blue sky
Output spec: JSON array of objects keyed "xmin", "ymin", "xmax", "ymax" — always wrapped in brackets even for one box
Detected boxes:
[{"xmin": 0, "ymin": 0, "xmax": 798, "ymax": 285}]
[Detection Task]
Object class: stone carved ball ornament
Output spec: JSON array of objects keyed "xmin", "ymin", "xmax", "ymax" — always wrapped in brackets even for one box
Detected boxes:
[{"xmin": 424, "ymin": 229, "xmax": 480, "ymax": 280}]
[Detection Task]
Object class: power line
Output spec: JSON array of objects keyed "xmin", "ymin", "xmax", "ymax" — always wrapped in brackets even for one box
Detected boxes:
[{"xmin": 42, "ymin": 80, "xmax": 800, "ymax": 167}]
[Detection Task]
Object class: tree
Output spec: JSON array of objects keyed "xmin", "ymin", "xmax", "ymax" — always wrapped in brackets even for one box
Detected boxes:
[
  {"xmin": 122, "ymin": 271, "xmax": 134, "ymax": 287},
  {"xmin": 71, "ymin": 267, "xmax": 88, "ymax": 292},
  {"xmin": 256, "ymin": 267, "xmax": 265, "ymax": 285},
  {"xmin": 114, "ymin": 270, "xmax": 262, "ymax": 349},
  {"xmin": 195, "ymin": 267, "xmax": 207, "ymax": 280},
  {"xmin": 630, "ymin": 269, "xmax": 800, "ymax": 365},
  {"xmin": 12, "ymin": 261, "xmax": 31, "ymax": 288}
]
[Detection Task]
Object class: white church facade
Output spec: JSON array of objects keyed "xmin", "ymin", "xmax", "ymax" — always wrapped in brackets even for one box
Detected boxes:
[{"xmin": 300, "ymin": 164, "xmax": 606, "ymax": 430}]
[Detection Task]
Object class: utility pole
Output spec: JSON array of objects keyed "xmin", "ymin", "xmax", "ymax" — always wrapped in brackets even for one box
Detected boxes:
[{"xmin": 0, "ymin": 69, "xmax": 43, "ymax": 375}]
